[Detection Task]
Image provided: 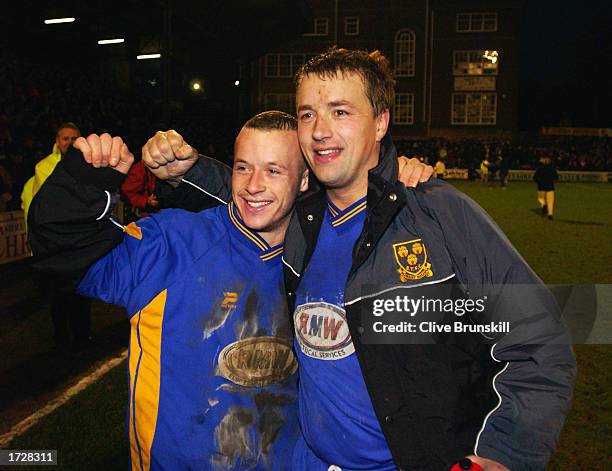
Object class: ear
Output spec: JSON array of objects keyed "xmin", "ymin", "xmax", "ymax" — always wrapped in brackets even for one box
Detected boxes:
[
  {"xmin": 375, "ymin": 109, "xmax": 390, "ymax": 142},
  {"xmin": 299, "ymin": 168, "xmax": 309, "ymax": 193}
]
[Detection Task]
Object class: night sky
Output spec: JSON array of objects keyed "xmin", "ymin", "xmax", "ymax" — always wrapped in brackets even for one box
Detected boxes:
[
  {"xmin": 2, "ymin": 0, "xmax": 610, "ymax": 129},
  {"xmin": 519, "ymin": 0, "xmax": 612, "ymax": 128}
]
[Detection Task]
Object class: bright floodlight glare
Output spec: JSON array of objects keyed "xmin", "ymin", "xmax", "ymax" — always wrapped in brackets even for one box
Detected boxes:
[
  {"xmin": 192, "ymin": 82, "xmax": 201, "ymax": 90},
  {"xmin": 44, "ymin": 18, "xmax": 76, "ymax": 24},
  {"xmin": 483, "ymin": 50, "xmax": 499, "ymax": 64},
  {"xmin": 137, "ymin": 54, "xmax": 162, "ymax": 60},
  {"xmin": 234, "ymin": 80, "xmax": 240, "ymax": 86},
  {"xmin": 98, "ymin": 39, "xmax": 125, "ymax": 45}
]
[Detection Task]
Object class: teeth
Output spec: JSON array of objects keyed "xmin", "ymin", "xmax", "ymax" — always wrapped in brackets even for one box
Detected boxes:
[
  {"xmin": 317, "ymin": 149, "xmax": 340, "ymax": 155},
  {"xmin": 247, "ymin": 201, "xmax": 271, "ymax": 208}
]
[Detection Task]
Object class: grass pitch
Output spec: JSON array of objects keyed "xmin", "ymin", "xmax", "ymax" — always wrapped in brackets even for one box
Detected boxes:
[{"xmin": 3, "ymin": 181, "xmax": 611, "ymax": 470}]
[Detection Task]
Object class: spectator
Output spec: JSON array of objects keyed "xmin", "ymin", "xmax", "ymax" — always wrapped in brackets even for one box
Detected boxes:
[
  {"xmin": 120, "ymin": 160, "xmax": 159, "ymax": 219},
  {"xmin": 23, "ymin": 122, "xmax": 93, "ymax": 353},
  {"xmin": 533, "ymin": 157, "xmax": 559, "ymax": 220}
]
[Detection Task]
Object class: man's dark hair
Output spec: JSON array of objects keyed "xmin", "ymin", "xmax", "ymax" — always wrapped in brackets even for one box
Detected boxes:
[
  {"xmin": 57, "ymin": 122, "xmax": 80, "ymax": 136},
  {"xmin": 244, "ymin": 111, "xmax": 297, "ymax": 131},
  {"xmin": 295, "ymin": 47, "xmax": 395, "ymax": 117}
]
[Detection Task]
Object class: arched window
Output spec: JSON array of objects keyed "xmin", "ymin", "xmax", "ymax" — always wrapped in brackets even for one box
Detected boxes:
[{"xmin": 395, "ymin": 29, "xmax": 415, "ymax": 76}]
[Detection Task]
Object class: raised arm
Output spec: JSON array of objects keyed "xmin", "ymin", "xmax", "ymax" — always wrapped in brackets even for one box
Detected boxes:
[
  {"xmin": 142, "ymin": 130, "xmax": 232, "ymax": 206},
  {"xmin": 29, "ymin": 134, "xmax": 134, "ymax": 284}
]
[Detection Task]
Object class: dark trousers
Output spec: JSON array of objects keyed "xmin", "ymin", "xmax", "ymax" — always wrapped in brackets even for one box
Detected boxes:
[{"xmin": 50, "ymin": 289, "xmax": 92, "ymax": 347}]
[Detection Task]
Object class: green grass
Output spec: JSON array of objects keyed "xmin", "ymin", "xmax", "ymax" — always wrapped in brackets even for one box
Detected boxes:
[
  {"xmin": 4, "ymin": 363, "xmax": 128, "ymax": 471},
  {"xmin": 4, "ymin": 181, "xmax": 611, "ymax": 470},
  {"xmin": 451, "ymin": 182, "xmax": 612, "ymax": 284}
]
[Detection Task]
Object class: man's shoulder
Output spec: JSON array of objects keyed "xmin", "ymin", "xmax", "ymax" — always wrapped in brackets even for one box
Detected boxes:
[
  {"xmin": 35, "ymin": 152, "xmax": 60, "ymax": 169},
  {"xmin": 141, "ymin": 205, "xmax": 228, "ymax": 243},
  {"xmin": 411, "ymin": 179, "xmax": 471, "ymax": 209},
  {"xmin": 404, "ymin": 179, "xmax": 494, "ymax": 231}
]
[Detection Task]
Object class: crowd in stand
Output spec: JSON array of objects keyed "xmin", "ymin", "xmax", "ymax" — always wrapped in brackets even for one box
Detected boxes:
[
  {"xmin": 1, "ymin": 52, "xmax": 611, "ymax": 212},
  {"xmin": 395, "ymin": 136, "xmax": 612, "ymax": 173},
  {"xmin": 0, "ymin": 52, "xmax": 234, "ymax": 212}
]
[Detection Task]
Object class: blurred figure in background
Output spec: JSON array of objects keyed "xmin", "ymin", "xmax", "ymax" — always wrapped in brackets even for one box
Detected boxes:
[
  {"xmin": 533, "ymin": 156, "xmax": 559, "ymax": 220},
  {"xmin": 22, "ymin": 123, "xmax": 80, "ymax": 222},
  {"xmin": 434, "ymin": 156, "xmax": 446, "ymax": 180},
  {"xmin": 23, "ymin": 122, "xmax": 93, "ymax": 353},
  {"xmin": 120, "ymin": 160, "xmax": 159, "ymax": 220},
  {"xmin": 479, "ymin": 156, "xmax": 490, "ymax": 183}
]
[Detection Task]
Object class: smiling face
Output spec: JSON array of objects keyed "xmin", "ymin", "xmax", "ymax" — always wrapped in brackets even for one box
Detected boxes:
[
  {"xmin": 232, "ymin": 128, "xmax": 308, "ymax": 247},
  {"xmin": 296, "ymin": 71, "xmax": 389, "ymax": 206}
]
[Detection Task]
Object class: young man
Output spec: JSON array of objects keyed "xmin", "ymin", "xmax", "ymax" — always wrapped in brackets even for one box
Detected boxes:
[
  {"xmin": 29, "ymin": 112, "xmax": 306, "ymax": 470},
  {"xmin": 152, "ymin": 48, "xmax": 576, "ymax": 471}
]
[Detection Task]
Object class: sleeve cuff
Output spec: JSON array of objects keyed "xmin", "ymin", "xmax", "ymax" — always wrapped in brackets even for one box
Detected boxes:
[{"xmin": 62, "ymin": 147, "xmax": 127, "ymax": 190}]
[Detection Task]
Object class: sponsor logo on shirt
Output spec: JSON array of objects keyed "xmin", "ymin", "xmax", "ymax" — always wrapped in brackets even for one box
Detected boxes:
[
  {"xmin": 393, "ymin": 239, "xmax": 434, "ymax": 282},
  {"xmin": 217, "ymin": 336, "xmax": 297, "ymax": 387},
  {"xmin": 293, "ymin": 302, "xmax": 354, "ymax": 361},
  {"xmin": 221, "ymin": 291, "xmax": 239, "ymax": 309}
]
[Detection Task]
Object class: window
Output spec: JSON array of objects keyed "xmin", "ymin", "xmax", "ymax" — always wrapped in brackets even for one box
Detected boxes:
[
  {"xmin": 393, "ymin": 94, "xmax": 415, "ymax": 125},
  {"xmin": 394, "ymin": 30, "xmax": 415, "ymax": 77},
  {"xmin": 265, "ymin": 53, "xmax": 313, "ymax": 78},
  {"xmin": 264, "ymin": 94, "xmax": 296, "ymax": 115},
  {"xmin": 303, "ymin": 17, "xmax": 329, "ymax": 36},
  {"xmin": 453, "ymin": 50, "xmax": 499, "ymax": 76},
  {"xmin": 345, "ymin": 16, "xmax": 359, "ymax": 35},
  {"xmin": 314, "ymin": 17, "xmax": 329, "ymax": 35},
  {"xmin": 452, "ymin": 93, "xmax": 496, "ymax": 125},
  {"xmin": 456, "ymin": 12, "xmax": 498, "ymax": 32}
]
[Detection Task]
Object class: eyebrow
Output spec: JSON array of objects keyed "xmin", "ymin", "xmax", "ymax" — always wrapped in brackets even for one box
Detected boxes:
[
  {"xmin": 234, "ymin": 159, "xmax": 288, "ymax": 170},
  {"xmin": 329, "ymin": 100, "xmax": 352, "ymax": 107},
  {"xmin": 297, "ymin": 100, "xmax": 353, "ymax": 113}
]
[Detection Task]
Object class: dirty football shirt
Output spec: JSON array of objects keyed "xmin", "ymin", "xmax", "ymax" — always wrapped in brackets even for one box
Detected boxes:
[
  {"xmin": 292, "ymin": 196, "xmax": 395, "ymax": 470},
  {"xmin": 78, "ymin": 202, "xmax": 299, "ymax": 470}
]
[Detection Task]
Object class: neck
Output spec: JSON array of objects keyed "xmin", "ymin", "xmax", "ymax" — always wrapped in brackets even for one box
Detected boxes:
[
  {"xmin": 326, "ymin": 183, "xmax": 367, "ymax": 210},
  {"xmin": 257, "ymin": 219, "xmax": 289, "ymax": 247},
  {"xmin": 326, "ymin": 146, "xmax": 378, "ymax": 209}
]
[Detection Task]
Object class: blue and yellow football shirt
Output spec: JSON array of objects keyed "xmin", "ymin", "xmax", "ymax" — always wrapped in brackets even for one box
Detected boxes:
[{"xmin": 78, "ymin": 202, "xmax": 299, "ymax": 471}]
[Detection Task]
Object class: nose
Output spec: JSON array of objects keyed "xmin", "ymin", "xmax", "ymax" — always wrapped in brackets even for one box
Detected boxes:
[
  {"xmin": 246, "ymin": 169, "xmax": 265, "ymax": 194},
  {"xmin": 312, "ymin": 114, "xmax": 332, "ymax": 142}
]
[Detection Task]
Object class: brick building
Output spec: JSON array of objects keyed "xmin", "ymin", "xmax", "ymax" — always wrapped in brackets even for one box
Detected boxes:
[{"xmin": 247, "ymin": 0, "xmax": 524, "ymax": 139}]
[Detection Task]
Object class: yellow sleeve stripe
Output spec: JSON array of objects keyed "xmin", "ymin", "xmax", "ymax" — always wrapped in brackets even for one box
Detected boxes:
[{"xmin": 129, "ymin": 290, "xmax": 166, "ymax": 471}]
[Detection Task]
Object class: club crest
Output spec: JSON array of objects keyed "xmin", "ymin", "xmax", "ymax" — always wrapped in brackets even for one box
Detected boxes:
[{"xmin": 393, "ymin": 239, "xmax": 433, "ymax": 282}]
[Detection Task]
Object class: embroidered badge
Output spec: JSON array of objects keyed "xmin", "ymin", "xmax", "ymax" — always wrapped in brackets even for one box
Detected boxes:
[{"xmin": 393, "ymin": 239, "xmax": 433, "ymax": 282}]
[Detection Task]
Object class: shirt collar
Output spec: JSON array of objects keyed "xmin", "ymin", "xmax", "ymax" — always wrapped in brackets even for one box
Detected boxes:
[
  {"xmin": 326, "ymin": 195, "xmax": 367, "ymax": 228},
  {"xmin": 226, "ymin": 201, "xmax": 283, "ymax": 261}
]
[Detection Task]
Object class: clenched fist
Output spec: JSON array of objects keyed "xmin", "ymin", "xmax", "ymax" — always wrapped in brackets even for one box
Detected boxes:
[
  {"xmin": 142, "ymin": 130, "xmax": 199, "ymax": 186},
  {"xmin": 74, "ymin": 133, "xmax": 135, "ymax": 175}
]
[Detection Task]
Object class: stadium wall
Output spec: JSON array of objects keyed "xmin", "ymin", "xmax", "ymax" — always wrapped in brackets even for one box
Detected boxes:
[{"xmin": 443, "ymin": 169, "xmax": 610, "ymax": 183}]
